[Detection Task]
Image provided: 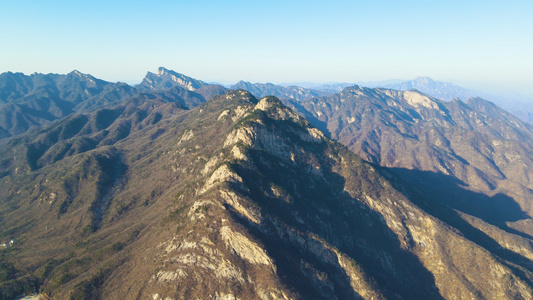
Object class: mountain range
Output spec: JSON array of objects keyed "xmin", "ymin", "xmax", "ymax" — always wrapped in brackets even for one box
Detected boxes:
[
  {"xmin": 229, "ymin": 81, "xmax": 332, "ymax": 101},
  {"xmin": 283, "ymin": 85, "xmax": 533, "ymax": 239},
  {"xmin": 286, "ymin": 77, "xmax": 533, "ymax": 124},
  {"xmin": 0, "ymin": 68, "xmax": 228, "ymax": 140},
  {"xmin": 362, "ymin": 77, "xmax": 533, "ymax": 124},
  {"xmin": 1, "ymin": 68, "xmax": 532, "ymax": 299},
  {"xmin": 376, "ymin": 76, "xmax": 477, "ymax": 101}
]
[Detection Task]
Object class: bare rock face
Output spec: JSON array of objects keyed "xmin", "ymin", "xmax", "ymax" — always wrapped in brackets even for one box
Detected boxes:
[
  {"xmin": 1, "ymin": 87, "xmax": 533, "ymax": 299},
  {"xmin": 138, "ymin": 67, "xmax": 208, "ymax": 92}
]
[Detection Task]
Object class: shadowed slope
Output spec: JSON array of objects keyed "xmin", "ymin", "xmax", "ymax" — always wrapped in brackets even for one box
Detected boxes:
[{"xmin": 283, "ymin": 86, "xmax": 533, "ymax": 236}]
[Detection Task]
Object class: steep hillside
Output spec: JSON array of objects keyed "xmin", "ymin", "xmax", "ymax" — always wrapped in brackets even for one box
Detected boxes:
[
  {"xmin": 1, "ymin": 90, "xmax": 532, "ymax": 299},
  {"xmin": 0, "ymin": 71, "xmax": 138, "ymax": 139},
  {"xmin": 283, "ymin": 86, "xmax": 533, "ymax": 239},
  {"xmin": 0, "ymin": 87, "xmax": 213, "ymax": 178}
]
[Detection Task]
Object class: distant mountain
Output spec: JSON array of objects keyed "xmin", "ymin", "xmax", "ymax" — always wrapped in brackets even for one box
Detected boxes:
[
  {"xmin": 0, "ymin": 70, "xmax": 106, "ymax": 105},
  {"xmin": 283, "ymin": 86, "xmax": 533, "ymax": 238},
  {"xmin": 0, "ymin": 69, "xmax": 227, "ymax": 140},
  {"xmin": 193, "ymin": 84, "xmax": 229, "ymax": 102},
  {"xmin": 368, "ymin": 76, "xmax": 533, "ymax": 124},
  {"xmin": 234, "ymin": 77, "xmax": 533, "ymax": 125},
  {"xmin": 378, "ymin": 76, "xmax": 476, "ymax": 101},
  {"xmin": 0, "ymin": 71, "xmax": 138, "ymax": 138},
  {"xmin": 497, "ymin": 100, "xmax": 533, "ymax": 124},
  {"xmin": 312, "ymin": 83, "xmax": 354, "ymax": 93},
  {"xmin": 72, "ymin": 82, "xmax": 139, "ymax": 112},
  {"xmin": 231, "ymin": 81, "xmax": 330, "ymax": 101},
  {"xmin": 137, "ymin": 67, "xmax": 208, "ymax": 91}
]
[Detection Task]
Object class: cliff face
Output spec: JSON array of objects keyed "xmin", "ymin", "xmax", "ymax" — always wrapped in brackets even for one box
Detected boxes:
[
  {"xmin": 137, "ymin": 67, "xmax": 208, "ymax": 92},
  {"xmin": 1, "ymin": 88, "xmax": 533, "ymax": 299}
]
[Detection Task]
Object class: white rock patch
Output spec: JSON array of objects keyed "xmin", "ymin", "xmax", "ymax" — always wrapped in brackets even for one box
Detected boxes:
[
  {"xmin": 220, "ymin": 226, "xmax": 274, "ymax": 266},
  {"xmin": 403, "ymin": 91, "xmax": 439, "ymax": 110}
]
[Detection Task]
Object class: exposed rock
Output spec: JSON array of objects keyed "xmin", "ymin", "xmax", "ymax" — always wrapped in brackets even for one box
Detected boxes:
[{"xmin": 220, "ymin": 226, "xmax": 274, "ymax": 266}]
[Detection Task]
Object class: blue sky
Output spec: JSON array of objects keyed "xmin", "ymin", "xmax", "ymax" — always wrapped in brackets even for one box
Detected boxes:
[{"xmin": 1, "ymin": 0, "xmax": 532, "ymax": 96}]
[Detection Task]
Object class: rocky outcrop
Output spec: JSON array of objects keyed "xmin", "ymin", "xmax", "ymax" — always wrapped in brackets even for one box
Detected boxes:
[{"xmin": 137, "ymin": 67, "xmax": 208, "ymax": 91}]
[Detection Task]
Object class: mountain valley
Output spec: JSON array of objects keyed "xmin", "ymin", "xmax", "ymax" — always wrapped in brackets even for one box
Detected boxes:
[{"xmin": 0, "ymin": 68, "xmax": 532, "ymax": 299}]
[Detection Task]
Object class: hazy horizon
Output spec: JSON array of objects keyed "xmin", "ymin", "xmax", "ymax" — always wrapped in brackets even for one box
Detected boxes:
[{"xmin": 2, "ymin": 0, "xmax": 532, "ymax": 98}]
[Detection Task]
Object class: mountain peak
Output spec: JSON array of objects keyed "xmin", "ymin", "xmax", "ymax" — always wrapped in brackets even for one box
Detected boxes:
[
  {"xmin": 155, "ymin": 67, "xmax": 190, "ymax": 80},
  {"xmin": 341, "ymin": 85, "xmax": 361, "ymax": 93},
  {"xmin": 413, "ymin": 76, "xmax": 435, "ymax": 82},
  {"xmin": 157, "ymin": 66, "xmax": 171, "ymax": 76},
  {"xmin": 254, "ymin": 95, "xmax": 283, "ymax": 110},
  {"xmin": 229, "ymin": 81, "xmax": 332, "ymax": 101},
  {"xmin": 68, "ymin": 70, "xmax": 85, "ymax": 77},
  {"xmin": 220, "ymin": 89, "xmax": 258, "ymax": 104},
  {"xmin": 65, "ymin": 70, "xmax": 100, "ymax": 82},
  {"xmin": 381, "ymin": 76, "xmax": 475, "ymax": 102},
  {"xmin": 138, "ymin": 68, "xmax": 207, "ymax": 91},
  {"xmin": 466, "ymin": 97, "xmax": 502, "ymax": 114}
]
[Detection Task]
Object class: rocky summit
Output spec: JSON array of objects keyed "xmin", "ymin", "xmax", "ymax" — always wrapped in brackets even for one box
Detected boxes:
[{"xmin": 1, "ymin": 69, "xmax": 533, "ymax": 299}]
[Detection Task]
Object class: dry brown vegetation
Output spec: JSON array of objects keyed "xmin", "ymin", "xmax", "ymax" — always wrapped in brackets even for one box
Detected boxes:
[{"xmin": 1, "ymin": 70, "xmax": 533, "ymax": 299}]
